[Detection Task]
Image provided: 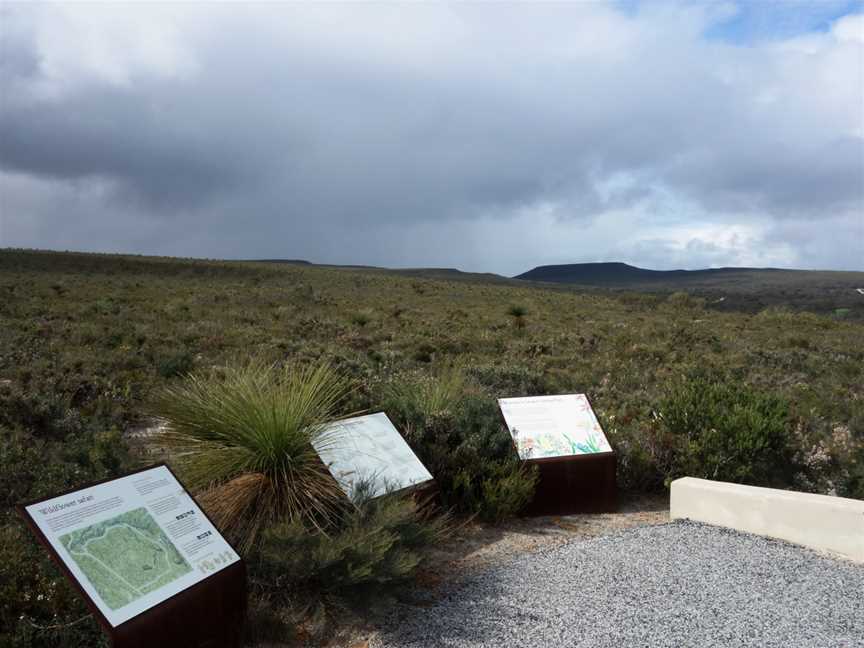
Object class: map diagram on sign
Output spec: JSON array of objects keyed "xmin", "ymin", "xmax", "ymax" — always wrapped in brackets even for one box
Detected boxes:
[{"xmin": 59, "ymin": 507, "xmax": 192, "ymax": 610}]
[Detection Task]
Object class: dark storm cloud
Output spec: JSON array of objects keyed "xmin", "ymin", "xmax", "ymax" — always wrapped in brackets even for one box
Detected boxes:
[
  {"xmin": 665, "ymin": 135, "xmax": 864, "ymax": 215},
  {"xmin": 0, "ymin": 2, "xmax": 862, "ymax": 271},
  {"xmin": 0, "ymin": 88, "xmax": 248, "ymax": 209}
]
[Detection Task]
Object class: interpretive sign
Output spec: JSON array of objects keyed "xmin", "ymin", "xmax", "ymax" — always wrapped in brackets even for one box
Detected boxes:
[
  {"xmin": 313, "ymin": 412, "xmax": 434, "ymax": 499},
  {"xmin": 498, "ymin": 394, "xmax": 612, "ymax": 459},
  {"xmin": 19, "ymin": 464, "xmax": 246, "ymax": 647},
  {"xmin": 498, "ymin": 394, "xmax": 617, "ymax": 515}
]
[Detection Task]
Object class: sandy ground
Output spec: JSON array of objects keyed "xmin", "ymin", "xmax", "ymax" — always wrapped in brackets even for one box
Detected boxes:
[{"xmin": 323, "ymin": 496, "xmax": 670, "ymax": 648}]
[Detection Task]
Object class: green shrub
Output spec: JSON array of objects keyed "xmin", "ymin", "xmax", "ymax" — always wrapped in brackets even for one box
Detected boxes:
[
  {"xmin": 350, "ymin": 310, "xmax": 372, "ymax": 327},
  {"xmin": 506, "ymin": 305, "xmax": 528, "ymax": 332},
  {"xmin": 412, "ymin": 342, "xmax": 436, "ymax": 363},
  {"xmin": 466, "ymin": 363, "xmax": 547, "ymax": 396},
  {"xmin": 385, "ymin": 373, "xmax": 536, "ymax": 521},
  {"xmin": 385, "ymin": 368, "xmax": 465, "ymax": 419},
  {"xmin": 0, "ymin": 524, "xmax": 108, "ymax": 648},
  {"xmin": 607, "ymin": 419, "xmax": 678, "ymax": 493},
  {"xmin": 838, "ymin": 445, "xmax": 864, "ymax": 500},
  {"xmin": 248, "ymin": 483, "xmax": 446, "ymax": 641},
  {"xmin": 666, "ymin": 291, "xmax": 704, "ymax": 309},
  {"xmin": 1, "ymin": 388, "xmax": 80, "ymax": 440},
  {"xmin": 156, "ymin": 350, "xmax": 195, "ymax": 378},
  {"xmin": 475, "ymin": 462, "xmax": 538, "ymax": 522},
  {"xmin": 255, "ymin": 484, "xmax": 445, "ymax": 599},
  {"xmin": 0, "ymin": 370, "xmax": 134, "ymax": 441},
  {"xmin": 151, "ymin": 361, "xmax": 352, "ymax": 551},
  {"xmin": 507, "ymin": 304, "xmax": 528, "ymax": 327},
  {"xmin": 657, "ymin": 371, "xmax": 800, "ymax": 487},
  {"xmin": 0, "ymin": 425, "xmax": 129, "ymax": 648}
]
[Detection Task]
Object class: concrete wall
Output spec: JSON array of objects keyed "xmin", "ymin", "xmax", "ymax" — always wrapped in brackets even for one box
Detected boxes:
[{"xmin": 670, "ymin": 477, "xmax": 864, "ymax": 563}]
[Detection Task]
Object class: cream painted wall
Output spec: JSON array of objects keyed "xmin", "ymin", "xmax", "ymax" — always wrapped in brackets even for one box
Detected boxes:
[{"xmin": 671, "ymin": 477, "xmax": 864, "ymax": 563}]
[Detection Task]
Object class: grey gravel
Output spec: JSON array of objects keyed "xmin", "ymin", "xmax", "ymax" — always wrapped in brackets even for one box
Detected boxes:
[{"xmin": 374, "ymin": 521, "xmax": 864, "ymax": 648}]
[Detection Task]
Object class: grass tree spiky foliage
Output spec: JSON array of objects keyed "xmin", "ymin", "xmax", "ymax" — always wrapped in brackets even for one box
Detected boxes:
[
  {"xmin": 152, "ymin": 361, "xmax": 352, "ymax": 552},
  {"xmin": 507, "ymin": 304, "xmax": 528, "ymax": 329}
]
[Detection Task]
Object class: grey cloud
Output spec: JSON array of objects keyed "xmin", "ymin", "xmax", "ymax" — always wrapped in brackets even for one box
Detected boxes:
[
  {"xmin": 665, "ymin": 135, "xmax": 864, "ymax": 215},
  {"xmin": 0, "ymin": 3, "xmax": 862, "ymax": 271},
  {"xmin": 763, "ymin": 213, "xmax": 864, "ymax": 271},
  {"xmin": 0, "ymin": 6, "xmax": 39, "ymax": 81},
  {"xmin": 0, "ymin": 89, "xmax": 246, "ymax": 209}
]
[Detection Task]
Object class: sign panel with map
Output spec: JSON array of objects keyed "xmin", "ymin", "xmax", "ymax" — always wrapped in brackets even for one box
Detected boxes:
[
  {"xmin": 498, "ymin": 394, "xmax": 612, "ymax": 460},
  {"xmin": 20, "ymin": 464, "xmax": 241, "ymax": 629},
  {"xmin": 313, "ymin": 412, "xmax": 433, "ymax": 499}
]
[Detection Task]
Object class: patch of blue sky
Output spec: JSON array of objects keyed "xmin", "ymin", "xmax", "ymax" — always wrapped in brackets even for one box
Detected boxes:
[
  {"xmin": 705, "ymin": 0, "xmax": 862, "ymax": 43},
  {"xmin": 615, "ymin": 0, "xmax": 863, "ymax": 43},
  {"xmin": 613, "ymin": 0, "xmax": 642, "ymax": 16}
]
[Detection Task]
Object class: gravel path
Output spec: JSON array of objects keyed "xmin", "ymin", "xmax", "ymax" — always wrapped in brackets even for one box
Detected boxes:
[{"xmin": 374, "ymin": 521, "xmax": 864, "ymax": 648}]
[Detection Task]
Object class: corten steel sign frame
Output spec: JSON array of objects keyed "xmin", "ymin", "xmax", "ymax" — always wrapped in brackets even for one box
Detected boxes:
[
  {"xmin": 498, "ymin": 395, "xmax": 618, "ymax": 516},
  {"xmin": 522, "ymin": 450, "xmax": 618, "ymax": 515},
  {"xmin": 18, "ymin": 463, "xmax": 247, "ymax": 648}
]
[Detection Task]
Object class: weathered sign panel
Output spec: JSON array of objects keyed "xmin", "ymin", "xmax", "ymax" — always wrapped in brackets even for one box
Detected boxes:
[{"xmin": 314, "ymin": 412, "xmax": 433, "ymax": 498}]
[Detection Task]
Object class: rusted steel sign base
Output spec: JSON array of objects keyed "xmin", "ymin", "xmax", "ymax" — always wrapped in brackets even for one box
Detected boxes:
[
  {"xmin": 522, "ymin": 451, "xmax": 618, "ymax": 516},
  {"xmin": 112, "ymin": 560, "xmax": 246, "ymax": 648}
]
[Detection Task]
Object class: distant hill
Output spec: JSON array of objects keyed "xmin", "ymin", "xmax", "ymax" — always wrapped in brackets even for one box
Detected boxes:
[
  {"xmin": 515, "ymin": 262, "xmax": 786, "ymax": 284},
  {"xmin": 9, "ymin": 249, "xmax": 859, "ymax": 318},
  {"xmin": 237, "ymin": 258, "xmax": 864, "ymax": 318},
  {"xmin": 248, "ymin": 259, "xmax": 516, "ymax": 285},
  {"xmin": 513, "ymin": 262, "xmax": 864, "ymax": 318},
  {"xmin": 252, "ymin": 259, "xmax": 313, "ymax": 265}
]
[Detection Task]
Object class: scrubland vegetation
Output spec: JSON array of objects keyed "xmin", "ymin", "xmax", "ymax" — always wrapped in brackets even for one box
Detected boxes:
[
  {"xmin": 1, "ymin": 249, "xmax": 863, "ymax": 646},
  {"xmin": 519, "ymin": 262, "xmax": 864, "ymax": 320}
]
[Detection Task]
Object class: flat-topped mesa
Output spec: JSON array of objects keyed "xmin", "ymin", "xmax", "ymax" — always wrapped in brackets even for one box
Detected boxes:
[{"xmin": 514, "ymin": 262, "xmax": 781, "ymax": 284}]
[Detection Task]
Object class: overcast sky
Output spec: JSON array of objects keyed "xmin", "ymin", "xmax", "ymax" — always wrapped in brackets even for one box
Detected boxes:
[{"xmin": 1, "ymin": 1, "xmax": 862, "ymax": 275}]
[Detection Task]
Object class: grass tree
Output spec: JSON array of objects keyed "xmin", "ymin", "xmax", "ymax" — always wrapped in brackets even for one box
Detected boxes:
[
  {"xmin": 507, "ymin": 304, "xmax": 528, "ymax": 330},
  {"xmin": 152, "ymin": 361, "xmax": 352, "ymax": 552}
]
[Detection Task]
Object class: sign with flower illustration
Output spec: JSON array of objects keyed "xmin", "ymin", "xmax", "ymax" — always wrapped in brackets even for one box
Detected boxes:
[{"xmin": 498, "ymin": 394, "xmax": 612, "ymax": 460}]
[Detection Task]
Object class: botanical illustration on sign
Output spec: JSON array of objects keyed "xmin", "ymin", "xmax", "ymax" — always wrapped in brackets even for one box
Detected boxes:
[
  {"xmin": 501, "ymin": 394, "xmax": 612, "ymax": 460},
  {"xmin": 60, "ymin": 507, "xmax": 191, "ymax": 610}
]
